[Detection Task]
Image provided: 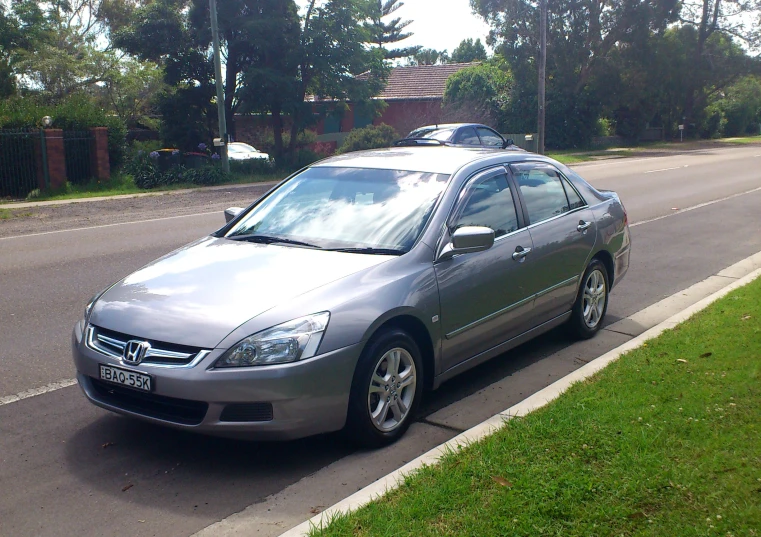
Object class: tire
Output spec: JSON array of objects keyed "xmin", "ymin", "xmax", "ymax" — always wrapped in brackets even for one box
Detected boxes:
[
  {"xmin": 568, "ymin": 259, "xmax": 610, "ymax": 340},
  {"xmin": 345, "ymin": 328, "xmax": 424, "ymax": 448}
]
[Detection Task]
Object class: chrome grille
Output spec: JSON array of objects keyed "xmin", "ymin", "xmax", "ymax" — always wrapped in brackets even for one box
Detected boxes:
[{"xmin": 85, "ymin": 325, "xmax": 210, "ymax": 368}]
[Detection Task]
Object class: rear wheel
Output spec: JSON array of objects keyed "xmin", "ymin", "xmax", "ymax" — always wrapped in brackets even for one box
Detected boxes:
[
  {"xmin": 345, "ymin": 328, "xmax": 423, "ymax": 448},
  {"xmin": 568, "ymin": 259, "xmax": 609, "ymax": 339}
]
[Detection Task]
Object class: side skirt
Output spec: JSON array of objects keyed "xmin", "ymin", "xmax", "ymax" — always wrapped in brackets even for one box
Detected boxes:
[{"xmin": 432, "ymin": 311, "xmax": 572, "ymax": 389}]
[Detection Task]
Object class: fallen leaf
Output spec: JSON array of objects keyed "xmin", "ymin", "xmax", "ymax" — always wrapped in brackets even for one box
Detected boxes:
[
  {"xmin": 700, "ymin": 352, "xmax": 712, "ymax": 358},
  {"xmin": 677, "ymin": 359, "xmax": 688, "ymax": 364},
  {"xmin": 741, "ymin": 315, "xmax": 751, "ymax": 321},
  {"xmin": 671, "ymin": 207, "xmax": 679, "ymax": 210},
  {"xmin": 309, "ymin": 506, "xmax": 324, "ymax": 514},
  {"xmin": 102, "ymin": 442, "xmax": 116, "ymax": 449},
  {"xmin": 138, "ymin": 520, "xmax": 145, "ymax": 523},
  {"xmin": 491, "ymin": 476, "xmax": 513, "ymax": 487},
  {"xmin": 122, "ymin": 483, "xmax": 133, "ymax": 492},
  {"xmin": 628, "ymin": 512, "xmax": 647, "ymax": 519}
]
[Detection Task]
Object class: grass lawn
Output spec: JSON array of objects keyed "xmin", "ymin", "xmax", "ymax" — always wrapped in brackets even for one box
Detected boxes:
[
  {"xmin": 715, "ymin": 135, "xmax": 761, "ymax": 145},
  {"xmin": 15, "ymin": 170, "xmax": 281, "ymax": 203},
  {"xmin": 314, "ymin": 276, "xmax": 761, "ymax": 537}
]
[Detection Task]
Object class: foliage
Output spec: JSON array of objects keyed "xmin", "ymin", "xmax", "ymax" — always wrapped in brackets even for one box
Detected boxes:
[
  {"xmin": 336, "ymin": 124, "xmax": 399, "ymax": 154},
  {"xmin": 449, "ymin": 38, "xmax": 487, "ymax": 63},
  {"xmin": 707, "ymin": 76, "xmax": 761, "ymax": 137},
  {"xmin": 443, "ymin": 63, "xmax": 513, "ymax": 130},
  {"xmin": 125, "ymin": 150, "xmax": 227, "ymax": 189},
  {"xmin": 364, "ymin": 0, "xmax": 421, "ymax": 60},
  {"xmin": 409, "ymin": 48, "xmax": 450, "ymax": 66}
]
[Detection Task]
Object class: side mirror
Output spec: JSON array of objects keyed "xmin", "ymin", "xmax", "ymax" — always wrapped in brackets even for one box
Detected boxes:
[
  {"xmin": 438, "ymin": 226, "xmax": 495, "ymax": 261},
  {"xmin": 502, "ymin": 138, "xmax": 515, "ymax": 148},
  {"xmin": 224, "ymin": 207, "xmax": 244, "ymax": 223}
]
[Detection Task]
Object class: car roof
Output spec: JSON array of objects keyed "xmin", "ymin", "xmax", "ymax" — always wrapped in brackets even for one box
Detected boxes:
[
  {"xmin": 410, "ymin": 123, "xmax": 491, "ymax": 131},
  {"xmin": 313, "ymin": 146, "xmax": 529, "ymax": 175}
]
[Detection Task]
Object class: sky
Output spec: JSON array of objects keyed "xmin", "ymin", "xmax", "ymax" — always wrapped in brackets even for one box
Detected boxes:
[{"xmin": 296, "ymin": 0, "xmax": 492, "ymax": 54}]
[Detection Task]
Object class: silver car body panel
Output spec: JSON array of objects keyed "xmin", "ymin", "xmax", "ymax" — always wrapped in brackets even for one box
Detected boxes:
[{"xmin": 73, "ymin": 147, "xmax": 630, "ymax": 439}]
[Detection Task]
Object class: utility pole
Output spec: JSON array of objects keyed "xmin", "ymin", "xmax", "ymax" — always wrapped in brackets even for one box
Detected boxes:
[
  {"xmin": 209, "ymin": 0, "xmax": 229, "ymax": 173},
  {"xmin": 537, "ymin": 0, "xmax": 547, "ymax": 155}
]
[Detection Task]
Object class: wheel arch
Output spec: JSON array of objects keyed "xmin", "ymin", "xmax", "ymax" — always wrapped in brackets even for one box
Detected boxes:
[
  {"xmin": 363, "ymin": 313, "xmax": 436, "ymax": 391},
  {"xmin": 592, "ymin": 249, "xmax": 615, "ymax": 287}
]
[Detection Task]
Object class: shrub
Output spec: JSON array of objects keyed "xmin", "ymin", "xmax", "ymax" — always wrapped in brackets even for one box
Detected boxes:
[
  {"xmin": 125, "ymin": 149, "xmax": 227, "ymax": 188},
  {"xmin": 336, "ymin": 124, "xmax": 398, "ymax": 154}
]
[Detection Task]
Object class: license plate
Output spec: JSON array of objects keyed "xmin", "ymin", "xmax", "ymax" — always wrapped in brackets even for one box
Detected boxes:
[{"xmin": 99, "ymin": 364, "xmax": 152, "ymax": 392}]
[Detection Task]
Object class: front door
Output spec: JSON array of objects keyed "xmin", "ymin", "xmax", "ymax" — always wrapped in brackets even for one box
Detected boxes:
[
  {"xmin": 510, "ymin": 163, "xmax": 598, "ymax": 321},
  {"xmin": 435, "ymin": 169, "xmax": 536, "ymax": 372}
]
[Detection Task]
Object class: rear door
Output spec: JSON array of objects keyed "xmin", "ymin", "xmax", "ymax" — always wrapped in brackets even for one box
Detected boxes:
[
  {"xmin": 435, "ymin": 168, "xmax": 536, "ymax": 371},
  {"xmin": 509, "ymin": 163, "xmax": 597, "ymax": 321}
]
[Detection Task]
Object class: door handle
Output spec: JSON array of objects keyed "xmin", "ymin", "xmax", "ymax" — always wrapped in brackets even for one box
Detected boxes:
[
  {"xmin": 512, "ymin": 246, "xmax": 531, "ymax": 261},
  {"xmin": 577, "ymin": 220, "xmax": 592, "ymax": 232}
]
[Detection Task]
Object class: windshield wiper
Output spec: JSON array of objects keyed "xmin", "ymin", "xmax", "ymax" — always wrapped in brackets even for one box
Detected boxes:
[
  {"xmin": 325, "ymin": 247, "xmax": 406, "ymax": 255},
  {"xmin": 227, "ymin": 234, "xmax": 321, "ymax": 249}
]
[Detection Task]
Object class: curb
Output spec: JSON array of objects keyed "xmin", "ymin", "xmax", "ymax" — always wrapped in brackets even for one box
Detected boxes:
[
  {"xmin": 0, "ymin": 180, "xmax": 279, "ymax": 210},
  {"xmin": 278, "ymin": 266, "xmax": 761, "ymax": 537}
]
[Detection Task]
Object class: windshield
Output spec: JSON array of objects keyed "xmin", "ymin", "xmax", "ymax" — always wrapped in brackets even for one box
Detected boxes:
[
  {"xmin": 408, "ymin": 128, "xmax": 455, "ymax": 141},
  {"xmin": 226, "ymin": 167, "xmax": 450, "ymax": 252}
]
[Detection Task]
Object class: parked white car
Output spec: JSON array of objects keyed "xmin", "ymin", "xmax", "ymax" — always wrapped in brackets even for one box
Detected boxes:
[{"xmin": 227, "ymin": 142, "xmax": 270, "ymax": 161}]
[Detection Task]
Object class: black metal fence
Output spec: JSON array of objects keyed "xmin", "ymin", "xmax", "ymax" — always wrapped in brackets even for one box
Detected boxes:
[
  {"xmin": 0, "ymin": 128, "xmax": 44, "ymax": 199},
  {"xmin": 63, "ymin": 130, "xmax": 93, "ymax": 185}
]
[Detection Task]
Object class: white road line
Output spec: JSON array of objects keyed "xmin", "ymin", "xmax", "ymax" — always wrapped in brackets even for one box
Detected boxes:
[
  {"xmin": 643, "ymin": 165, "xmax": 688, "ymax": 174},
  {"xmin": 0, "ymin": 210, "xmax": 220, "ymax": 241},
  {"xmin": 0, "ymin": 379, "xmax": 77, "ymax": 407},
  {"xmin": 630, "ymin": 185, "xmax": 761, "ymax": 228}
]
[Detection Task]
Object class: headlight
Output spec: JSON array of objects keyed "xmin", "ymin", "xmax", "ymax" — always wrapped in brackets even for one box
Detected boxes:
[{"xmin": 215, "ymin": 312, "xmax": 330, "ymax": 367}]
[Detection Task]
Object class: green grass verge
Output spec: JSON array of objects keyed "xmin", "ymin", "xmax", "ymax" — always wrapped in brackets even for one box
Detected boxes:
[
  {"xmin": 18, "ymin": 170, "xmax": 280, "ymax": 203},
  {"xmin": 547, "ymin": 150, "xmax": 633, "ymax": 164},
  {"xmin": 715, "ymin": 135, "xmax": 761, "ymax": 145},
  {"xmin": 315, "ymin": 277, "xmax": 761, "ymax": 537}
]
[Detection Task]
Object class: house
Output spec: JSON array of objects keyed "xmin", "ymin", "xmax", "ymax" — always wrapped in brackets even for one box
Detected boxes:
[{"xmin": 313, "ymin": 62, "xmax": 478, "ymax": 139}]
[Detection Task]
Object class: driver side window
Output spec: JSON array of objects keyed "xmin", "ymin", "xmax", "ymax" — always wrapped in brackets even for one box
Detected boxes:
[{"xmin": 453, "ymin": 174, "xmax": 519, "ymax": 238}]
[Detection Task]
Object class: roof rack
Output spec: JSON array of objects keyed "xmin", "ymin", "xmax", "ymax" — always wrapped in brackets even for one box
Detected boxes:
[{"xmin": 393, "ymin": 138, "xmax": 447, "ymax": 147}]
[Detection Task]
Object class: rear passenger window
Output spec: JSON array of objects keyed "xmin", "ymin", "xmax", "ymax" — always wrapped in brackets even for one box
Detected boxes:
[
  {"xmin": 561, "ymin": 177, "xmax": 585, "ymax": 209},
  {"xmin": 512, "ymin": 165, "xmax": 570, "ymax": 224},
  {"xmin": 454, "ymin": 174, "xmax": 519, "ymax": 238},
  {"xmin": 455, "ymin": 127, "xmax": 481, "ymax": 146}
]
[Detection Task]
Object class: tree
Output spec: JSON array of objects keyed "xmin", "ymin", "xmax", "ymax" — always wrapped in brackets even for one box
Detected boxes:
[
  {"xmin": 409, "ymin": 48, "xmax": 449, "ymax": 65},
  {"xmin": 442, "ymin": 63, "xmax": 513, "ymax": 127},
  {"xmin": 364, "ymin": 0, "xmax": 421, "ymax": 60},
  {"xmin": 450, "ymin": 38, "xmax": 487, "ymax": 63}
]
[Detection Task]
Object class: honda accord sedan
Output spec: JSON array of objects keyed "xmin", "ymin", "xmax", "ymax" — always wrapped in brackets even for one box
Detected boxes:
[{"xmin": 72, "ymin": 146, "xmax": 630, "ymax": 447}]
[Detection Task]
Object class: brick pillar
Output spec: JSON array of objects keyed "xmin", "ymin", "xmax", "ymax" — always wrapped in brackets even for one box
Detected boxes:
[
  {"xmin": 89, "ymin": 127, "xmax": 110, "ymax": 180},
  {"xmin": 42, "ymin": 129, "xmax": 67, "ymax": 190}
]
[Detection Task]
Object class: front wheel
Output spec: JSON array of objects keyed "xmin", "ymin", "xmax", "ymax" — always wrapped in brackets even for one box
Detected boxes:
[
  {"xmin": 568, "ymin": 259, "xmax": 609, "ymax": 340},
  {"xmin": 345, "ymin": 328, "xmax": 423, "ymax": 448}
]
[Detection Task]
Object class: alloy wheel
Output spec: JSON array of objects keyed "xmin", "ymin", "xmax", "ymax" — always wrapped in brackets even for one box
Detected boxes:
[{"xmin": 367, "ymin": 347, "xmax": 417, "ymax": 432}]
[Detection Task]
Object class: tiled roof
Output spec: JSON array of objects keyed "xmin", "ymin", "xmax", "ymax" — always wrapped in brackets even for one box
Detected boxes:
[{"xmin": 377, "ymin": 62, "xmax": 478, "ymax": 101}]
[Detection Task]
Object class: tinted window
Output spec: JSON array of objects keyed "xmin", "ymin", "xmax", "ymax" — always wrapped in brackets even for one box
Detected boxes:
[
  {"xmin": 454, "ymin": 127, "xmax": 481, "ymax": 145},
  {"xmin": 476, "ymin": 127, "xmax": 504, "ymax": 147},
  {"xmin": 454, "ymin": 174, "xmax": 519, "ymax": 238},
  {"xmin": 408, "ymin": 128, "xmax": 454, "ymax": 141},
  {"xmin": 512, "ymin": 165, "xmax": 570, "ymax": 224},
  {"xmin": 561, "ymin": 176, "xmax": 585, "ymax": 209}
]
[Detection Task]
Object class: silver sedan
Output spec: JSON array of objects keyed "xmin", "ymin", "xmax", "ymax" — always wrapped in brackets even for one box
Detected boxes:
[{"xmin": 72, "ymin": 146, "xmax": 630, "ymax": 446}]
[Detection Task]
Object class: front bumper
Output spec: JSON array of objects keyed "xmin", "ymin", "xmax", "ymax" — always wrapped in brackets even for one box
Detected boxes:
[{"xmin": 72, "ymin": 322, "xmax": 362, "ymax": 440}]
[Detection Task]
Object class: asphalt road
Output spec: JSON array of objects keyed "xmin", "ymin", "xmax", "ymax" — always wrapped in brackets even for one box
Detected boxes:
[{"xmin": 1, "ymin": 144, "xmax": 760, "ymax": 537}]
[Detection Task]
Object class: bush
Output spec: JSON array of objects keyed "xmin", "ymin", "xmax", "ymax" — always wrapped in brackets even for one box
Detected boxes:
[
  {"xmin": 336, "ymin": 124, "xmax": 398, "ymax": 154},
  {"xmin": 125, "ymin": 150, "xmax": 227, "ymax": 189}
]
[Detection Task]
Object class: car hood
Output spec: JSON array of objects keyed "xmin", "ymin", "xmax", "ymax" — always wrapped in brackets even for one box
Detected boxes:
[{"xmin": 90, "ymin": 236, "xmax": 393, "ymax": 348}]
